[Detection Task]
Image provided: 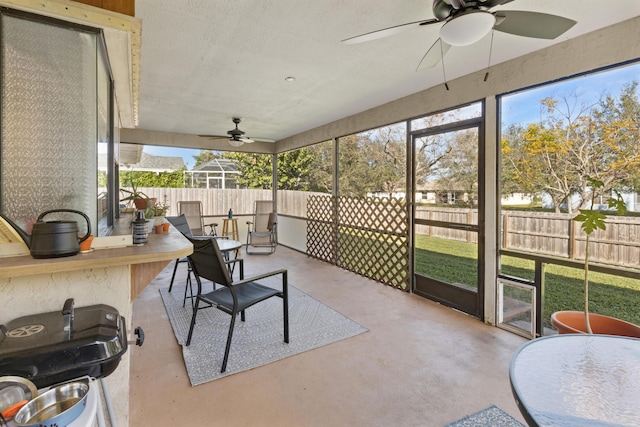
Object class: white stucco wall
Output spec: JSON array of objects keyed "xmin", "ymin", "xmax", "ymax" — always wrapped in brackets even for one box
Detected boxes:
[{"xmin": 0, "ymin": 266, "xmax": 132, "ymax": 427}]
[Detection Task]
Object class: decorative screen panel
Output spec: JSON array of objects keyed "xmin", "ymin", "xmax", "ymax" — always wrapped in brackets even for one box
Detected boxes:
[
  {"xmin": 307, "ymin": 195, "xmax": 409, "ymax": 291},
  {"xmin": 1, "ymin": 14, "xmax": 97, "ymax": 234}
]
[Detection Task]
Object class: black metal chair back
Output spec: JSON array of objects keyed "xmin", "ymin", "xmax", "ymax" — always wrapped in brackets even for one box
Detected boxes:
[{"xmin": 185, "ymin": 233, "xmax": 289, "ymax": 373}]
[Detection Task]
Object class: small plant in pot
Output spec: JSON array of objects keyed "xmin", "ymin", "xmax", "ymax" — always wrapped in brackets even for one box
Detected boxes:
[
  {"xmin": 150, "ymin": 196, "xmax": 170, "ymax": 225},
  {"xmin": 119, "ymin": 182, "xmax": 156, "ymax": 211},
  {"xmin": 551, "ymin": 177, "xmax": 639, "ymax": 336}
]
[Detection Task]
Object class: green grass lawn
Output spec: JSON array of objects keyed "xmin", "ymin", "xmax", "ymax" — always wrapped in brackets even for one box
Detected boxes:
[{"xmin": 415, "ymin": 235, "xmax": 640, "ymax": 327}]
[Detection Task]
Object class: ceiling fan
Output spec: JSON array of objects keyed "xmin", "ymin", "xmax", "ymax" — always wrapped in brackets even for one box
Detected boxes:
[
  {"xmin": 342, "ymin": 0, "xmax": 577, "ymax": 71},
  {"xmin": 199, "ymin": 117, "xmax": 274, "ymax": 147}
]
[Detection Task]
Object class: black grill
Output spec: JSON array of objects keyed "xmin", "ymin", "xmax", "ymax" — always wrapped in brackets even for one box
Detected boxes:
[{"xmin": 0, "ymin": 299, "xmax": 128, "ymax": 388}]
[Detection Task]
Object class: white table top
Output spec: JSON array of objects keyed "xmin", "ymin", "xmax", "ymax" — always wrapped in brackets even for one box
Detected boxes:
[
  {"xmin": 216, "ymin": 239, "xmax": 242, "ymax": 252},
  {"xmin": 510, "ymin": 334, "xmax": 640, "ymax": 426}
]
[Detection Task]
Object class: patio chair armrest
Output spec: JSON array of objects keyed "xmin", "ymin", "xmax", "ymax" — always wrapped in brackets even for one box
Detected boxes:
[
  {"xmin": 232, "ymin": 268, "xmax": 287, "ymax": 286},
  {"xmin": 224, "ymin": 257, "xmax": 243, "ymax": 268},
  {"xmin": 204, "ymin": 221, "xmax": 218, "ymax": 232}
]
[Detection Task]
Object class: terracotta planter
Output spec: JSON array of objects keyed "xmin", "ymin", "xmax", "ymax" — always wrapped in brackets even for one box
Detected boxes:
[
  {"xmin": 551, "ymin": 311, "xmax": 640, "ymax": 338},
  {"xmin": 133, "ymin": 198, "xmax": 156, "ymax": 210}
]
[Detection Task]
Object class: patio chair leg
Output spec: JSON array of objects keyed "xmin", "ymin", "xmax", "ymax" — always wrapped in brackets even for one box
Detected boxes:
[
  {"xmin": 221, "ymin": 312, "xmax": 237, "ymax": 373},
  {"xmin": 182, "ymin": 270, "xmax": 194, "ymax": 308},
  {"xmin": 186, "ymin": 298, "xmax": 201, "ymax": 346},
  {"xmin": 283, "ymin": 274, "xmax": 289, "ymax": 343},
  {"xmin": 168, "ymin": 258, "xmax": 180, "ymax": 292}
]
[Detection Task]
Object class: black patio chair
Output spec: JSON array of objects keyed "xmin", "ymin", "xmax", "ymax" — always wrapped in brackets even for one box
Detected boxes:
[
  {"xmin": 186, "ymin": 237, "xmax": 289, "ymax": 373},
  {"xmin": 166, "ymin": 215, "xmax": 224, "ymax": 307}
]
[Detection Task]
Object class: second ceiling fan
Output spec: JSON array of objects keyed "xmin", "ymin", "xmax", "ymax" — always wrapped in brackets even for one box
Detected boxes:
[
  {"xmin": 342, "ymin": 0, "xmax": 577, "ymax": 71},
  {"xmin": 200, "ymin": 118, "xmax": 274, "ymax": 147}
]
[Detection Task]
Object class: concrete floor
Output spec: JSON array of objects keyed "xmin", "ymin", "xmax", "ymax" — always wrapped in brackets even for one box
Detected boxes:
[{"xmin": 130, "ymin": 246, "xmax": 528, "ymax": 426}]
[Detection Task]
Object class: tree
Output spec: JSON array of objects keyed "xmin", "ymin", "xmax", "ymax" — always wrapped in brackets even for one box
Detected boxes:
[
  {"xmin": 436, "ymin": 128, "xmax": 479, "ymax": 207},
  {"xmin": 277, "ymin": 148, "xmax": 316, "ymax": 190},
  {"xmin": 502, "ymin": 84, "xmax": 640, "ymax": 212},
  {"xmin": 305, "ymin": 141, "xmax": 333, "ymax": 193},
  {"xmin": 222, "ymin": 152, "xmax": 273, "ymax": 189},
  {"xmin": 192, "ymin": 150, "xmax": 220, "ymax": 167},
  {"xmin": 338, "ymin": 124, "xmax": 407, "ymax": 197}
]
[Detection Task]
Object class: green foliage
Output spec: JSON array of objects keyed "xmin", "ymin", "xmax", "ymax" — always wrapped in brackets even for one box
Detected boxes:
[
  {"xmin": 193, "ymin": 150, "xmax": 221, "ymax": 167},
  {"xmin": 98, "ymin": 171, "xmax": 108, "ymax": 188},
  {"xmin": 222, "ymin": 152, "xmax": 273, "ymax": 189},
  {"xmin": 415, "ymin": 235, "xmax": 640, "ymax": 327},
  {"xmin": 119, "ymin": 169, "xmax": 186, "ymax": 189},
  {"xmin": 574, "ymin": 210, "xmax": 608, "ymax": 234},
  {"xmin": 277, "ymin": 148, "xmax": 316, "ymax": 190},
  {"xmin": 573, "ymin": 176, "xmax": 627, "ymax": 235},
  {"xmin": 571, "ymin": 175, "xmax": 628, "ymax": 331},
  {"xmin": 339, "ymin": 124, "xmax": 407, "ymax": 197},
  {"xmin": 220, "ymin": 145, "xmax": 332, "ymax": 191},
  {"xmin": 502, "ymin": 82, "xmax": 640, "ymax": 212}
]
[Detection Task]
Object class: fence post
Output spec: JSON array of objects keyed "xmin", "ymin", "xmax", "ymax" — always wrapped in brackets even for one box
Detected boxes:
[
  {"xmin": 568, "ymin": 217, "xmax": 576, "ymax": 260},
  {"xmin": 502, "ymin": 212, "xmax": 509, "ymax": 249},
  {"xmin": 428, "ymin": 209, "xmax": 433, "ymax": 236},
  {"xmin": 534, "ymin": 260, "xmax": 545, "ymax": 337}
]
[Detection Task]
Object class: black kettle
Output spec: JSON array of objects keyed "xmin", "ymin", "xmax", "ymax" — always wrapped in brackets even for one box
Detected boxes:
[{"xmin": 8, "ymin": 209, "xmax": 92, "ymax": 259}]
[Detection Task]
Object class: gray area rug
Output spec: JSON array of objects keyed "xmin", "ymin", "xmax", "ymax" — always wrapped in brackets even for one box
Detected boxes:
[
  {"xmin": 445, "ymin": 405, "xmax": 524, "ymax": 427},
  {"xmin": 160, "ymin": 275, "xmax": 368, "ymax": 386}
]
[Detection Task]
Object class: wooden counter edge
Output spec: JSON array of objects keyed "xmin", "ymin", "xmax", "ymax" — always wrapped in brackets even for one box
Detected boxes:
[{"xmin": 0, "ymin": 229, "xmax": 193, "ymax": 280}]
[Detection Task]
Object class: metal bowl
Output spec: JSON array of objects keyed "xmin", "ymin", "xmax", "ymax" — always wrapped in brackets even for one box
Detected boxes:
[
  {"xmin": 14, "ymin": 381, "xmax": 89, "ymax": 427},
  {"xmin": 0, "ymin": 376, "xmax": 38, "ymax": 417}
]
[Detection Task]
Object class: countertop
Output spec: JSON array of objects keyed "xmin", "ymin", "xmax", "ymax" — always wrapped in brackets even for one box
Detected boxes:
[{"xmin": 0, "ymin": 224, "xmax": 192, "ymax": 279}]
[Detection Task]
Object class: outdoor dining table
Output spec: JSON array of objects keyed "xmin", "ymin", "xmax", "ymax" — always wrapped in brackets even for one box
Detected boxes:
[
  {"xmin": 216, "ymin": 238, "xmax": 243, "ymax": 254},
  {"xmin": 509, "ymin": 334, "xmax": 640, "ymax": 427}
]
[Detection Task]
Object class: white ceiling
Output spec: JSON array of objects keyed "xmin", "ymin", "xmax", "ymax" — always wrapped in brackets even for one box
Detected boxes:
[{"xmin": 134, "ymin": 0, "xmax": 640, "ymax": 143}]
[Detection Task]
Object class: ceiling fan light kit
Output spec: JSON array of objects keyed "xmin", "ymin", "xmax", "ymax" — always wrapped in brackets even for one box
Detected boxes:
[
  {"xmin": 228, "ymin": 137, "xmax": 244, "ymax": 147},
  {"xmin": 342, "ymin": 0, "xmax": 577, "ymax": 71},
  {"xmin": 199, "ymin": 117, "xmax": 272, "ymax": 148},
  {"xmin": 439, "ymin": 11, "xmax": 495, "ymax": 46}
]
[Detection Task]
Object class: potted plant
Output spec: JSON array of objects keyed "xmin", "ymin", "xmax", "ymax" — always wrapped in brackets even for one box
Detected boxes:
[
  {"xmin": 119, "ymin": 181, "xmax": 156, "ymax": 211},
  {"xmin": 551, "ymin": 177, "xmax": 640, "ymax": 336},
  {"xmin": 120, "ymin": 186, "xmax": 156, "ymax": 210},
  {"xmin": 150, "ymin": 196, "xmax": 170, "ymax": 226}
]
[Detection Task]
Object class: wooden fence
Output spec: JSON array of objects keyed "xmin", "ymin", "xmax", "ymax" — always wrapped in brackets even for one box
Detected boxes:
[
  {"xmin": 129, "ymin": 188, "xmax": 639, "ymax": 269},
  {"xmin": 501, "ymin": 210, "xmax": 639, "ymax": 268},
  {"xmin": 415, "ymin": 207, "xmax": 639, "ymax": 269},
  {"xmin": 128, "ymin": 187, "xmax": 272, "ymax": 217}
]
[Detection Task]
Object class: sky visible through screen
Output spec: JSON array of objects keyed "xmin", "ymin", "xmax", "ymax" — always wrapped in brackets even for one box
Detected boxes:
[
  {"xmin": 141, "ymin": 61, "xmax": 640, "ymax": 170},
  {"xmin": 501, "ymin": 62, "xmax": 640, "ymax": 126}
]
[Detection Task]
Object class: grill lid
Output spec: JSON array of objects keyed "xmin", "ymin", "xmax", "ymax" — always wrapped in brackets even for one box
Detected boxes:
[{"xmin": 0, "ymin": 299, "xmax": 128, "ymax": 388}]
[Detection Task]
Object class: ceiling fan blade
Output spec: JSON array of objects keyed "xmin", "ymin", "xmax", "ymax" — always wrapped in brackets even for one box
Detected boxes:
[
  {"xmin": 416, "ymin": 38, "xmax": 451, "ymax": 71},
  {"xmin": 199, "ymin": 134, "xmax": 227, "ymax": 139},
  {"xmin": 342, "ymin": 19, "xmax": 439, "ymax": 44},
  {"xmin": 253, "ymin": 137, "xmax": 276, "ymax": 143},
  {"xmin": 493, "ymin": 11, "xmax": 577, "ymax": 40}
]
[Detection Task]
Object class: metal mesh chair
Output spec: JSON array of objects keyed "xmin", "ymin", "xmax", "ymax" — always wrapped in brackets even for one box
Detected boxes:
[
  {"xmin": 178, "ymin": 201, "xmax": 217, "ymax": 236},
  {"xmin": 245, "ymin": 200, "xmax": 277, "ymax": 254},
  {"xmin": 166, "ymin": 215, "xmax": 223, "ymax": 307},
  {"xmin": 186, "ymin": 237, "xmax": 289, "ymax": 373}
]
